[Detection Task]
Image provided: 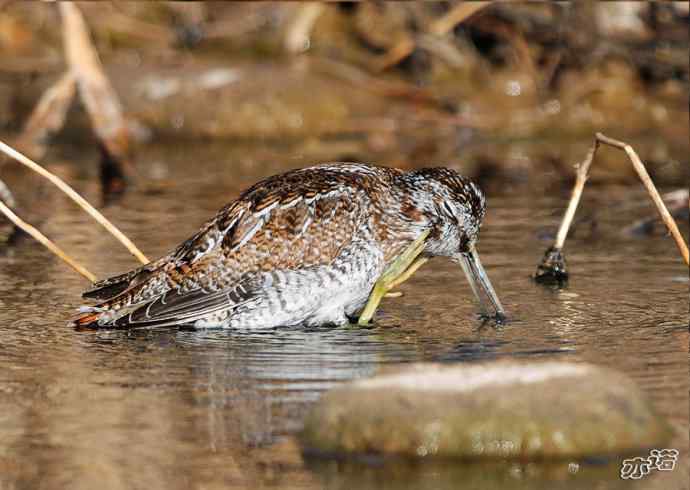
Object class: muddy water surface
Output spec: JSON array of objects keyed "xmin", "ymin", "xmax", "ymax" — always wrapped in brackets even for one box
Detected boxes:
[{"xmin": 0, "ymin": 141, "xmax": 687, "ymax": 490}]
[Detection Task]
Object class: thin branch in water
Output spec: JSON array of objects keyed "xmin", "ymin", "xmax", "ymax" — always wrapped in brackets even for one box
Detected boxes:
[
  {"xmin": 595, "ymin": 132, "xmax": 689, "ymax": 265},
  {"xmin": 0, "ymin": 140, "xmax": 149, "ymax": 265},
  {"xmin": 554, "ymin": 142, "xmax": 598, "ymax": 250},
  {"xmin": 0, "ymin": 199, "xmax": 96, "ymax": 282},
  {"xmin": 534, "ymin": 140, "xmax": 597, "ymax": 284},
  {"xmin": 536, "ymin": 133, "xmax": 689, "ymax": 283}
]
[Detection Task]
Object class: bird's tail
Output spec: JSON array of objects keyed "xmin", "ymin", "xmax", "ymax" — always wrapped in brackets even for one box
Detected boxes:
[
  {"xmin": 70, "ymin": 256, "xmax": 170, "ymax": 329},
  {"xmin": 69, "ymin": 306, "xmax": 110, "ymax": 329}
]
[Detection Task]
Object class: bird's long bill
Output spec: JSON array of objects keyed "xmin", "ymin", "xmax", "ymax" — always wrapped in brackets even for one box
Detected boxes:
[{"xmin": 454, "ymin": 247, "xmax": 506, "ymax": 321}]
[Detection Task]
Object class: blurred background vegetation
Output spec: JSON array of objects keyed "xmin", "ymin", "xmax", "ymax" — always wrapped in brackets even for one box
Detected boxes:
[{"xmin": 0, "ymin": 2, "xmax": 687, "ymax": 208}]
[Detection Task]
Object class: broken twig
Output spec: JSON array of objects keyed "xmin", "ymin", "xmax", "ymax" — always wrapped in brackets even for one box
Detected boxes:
[
  {"xmin": 0, "ymin": 140, "xmax": 149, "ymax": 264},
  {"xmin": 596, "ymin": 133, "xmax": 689, "ymax": 265},
  {"xmin": 536, "ymin": 133, "xmax": 689, "ymax": 283},
  {"xmin": 535, "ymin": 141, "xmax": 597, "ymax": 284},
  {"xmin": 0, "ymin": 200, "xmax": 96, "ymax": 282},
  {"xmin": 554, "ymin": 142, "xmax": 597, "ymax": 251}
]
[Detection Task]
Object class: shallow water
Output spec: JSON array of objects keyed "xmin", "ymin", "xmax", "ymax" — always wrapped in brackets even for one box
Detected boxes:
[{"xmin": 0, "ymin": 141, "xmax": 687, "ymax": 490}]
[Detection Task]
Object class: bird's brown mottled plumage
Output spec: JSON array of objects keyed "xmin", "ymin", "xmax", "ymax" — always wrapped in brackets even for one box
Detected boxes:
[{"xmin": 73, "ymin": 162, "xmax": 492, "ymax": 329}]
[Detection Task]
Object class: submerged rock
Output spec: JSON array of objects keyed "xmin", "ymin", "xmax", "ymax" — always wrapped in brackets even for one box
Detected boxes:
[{"xmin": 301, "ymin": 361, "xmax": 670, "ymax": 460}]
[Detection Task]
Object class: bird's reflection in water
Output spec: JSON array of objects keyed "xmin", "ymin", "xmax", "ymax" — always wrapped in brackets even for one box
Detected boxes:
[{"xmin": 83, "ymin": 323, "xmax": 422, "ymax": 451}]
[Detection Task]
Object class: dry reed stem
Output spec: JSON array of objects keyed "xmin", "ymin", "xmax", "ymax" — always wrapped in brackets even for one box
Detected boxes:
[
  {"xmin": 554, "ymin": 140, "xmax": 598, "ymax": 249},
  {"xmin": 545, "ymin": 133, "xmax": 689, "ymax": 268},
  {"xmin": 0, "ymin": 200, "xmax": 96, "ymax": 282},
  {"xmin": 595, "ymin": 132, "xmax": 689, "ymax": 266},
  {"xmin": 0, "ymin": 140, "xmax": 149, "ymax": 264}
]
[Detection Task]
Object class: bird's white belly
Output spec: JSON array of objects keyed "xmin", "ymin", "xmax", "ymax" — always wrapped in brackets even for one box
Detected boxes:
[
  {"xmin": 200, "ymin": 241, "xmax": 385, "ymax": 329},
  {"xmin": 303, "ymin": 284, "xmax": 371, "ymax": 326},
  {"xmin": 223, "ymin": 271, "xmax": 375, "ymax": 329}
]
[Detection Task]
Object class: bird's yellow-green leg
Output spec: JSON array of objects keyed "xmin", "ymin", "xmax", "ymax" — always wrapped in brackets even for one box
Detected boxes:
[
  {"xmin": 358, "ymin": 230, "xmax": 429, "ymax": 325},
  {"xmin": 386, "ymin": 256, "xmax": 429, "ymax": 291}
]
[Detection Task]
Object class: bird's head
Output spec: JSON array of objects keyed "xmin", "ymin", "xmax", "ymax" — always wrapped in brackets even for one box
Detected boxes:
[{"xmin": 401, "ymin": 167, "xmax": 505, "ymax": 321}]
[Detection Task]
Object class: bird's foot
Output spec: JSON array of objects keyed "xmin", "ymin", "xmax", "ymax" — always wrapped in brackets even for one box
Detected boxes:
[{"xmin": 357, "ymin": 230, "xmax": 430, "ymax": 325}]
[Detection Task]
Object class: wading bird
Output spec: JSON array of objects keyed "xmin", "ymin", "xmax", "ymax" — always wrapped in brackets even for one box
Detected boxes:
[{"xmin": 72, "ymin": 163, "xmax": 504, "ymax": 329}]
